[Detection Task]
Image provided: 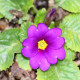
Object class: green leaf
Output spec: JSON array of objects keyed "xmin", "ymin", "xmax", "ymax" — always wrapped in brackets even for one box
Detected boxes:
[
  {"xmin": 49, "ymin": 22, "xmax": 55, "ymax": 29},
  {"xmin": 0, "ymin": 0, "xmax": 33, "ymax": 20},
  {"xmin": 56, "ymin": 0, "xmax": 80, "ymax": 13},
  {"xmin": 19, "ymin": 21, "xmax": 34, "ymax": 42},
  {"xmin": 0, "ymin": 13, "xmax": 3, "ymax": 18},
  {"xmin": 16, "ymin": 54, "xmax": 31, "ymax": 71},
  {"xmin": 60, "ymin": 14, "xmax": 80, "ymax": 52},
  {"xmin": 64, "ymin": 45, "xmax": 76, "ymax": 60},
  {"xmin": 18, "ymin": 14, "xmax": 30, "ymax": 24},
  {"xmin": 34, "ymin": 8, "xmax": 47, "ymax": 25},
  {"xmin": 0, "ymin": 28, "xmax": 22, "ymax": 70},
  {"xmin": 37, "ymin": 60, "xmax": 80, "ymax": 80}
]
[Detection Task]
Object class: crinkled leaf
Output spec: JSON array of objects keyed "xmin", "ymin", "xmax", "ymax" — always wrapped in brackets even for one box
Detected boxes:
[
  {"xmin": 0, "ymin": 28, "xmax": 22, "ymax": 70},
  {"xmin": 0, "ymin": 0, "xmax": 33, "ymax": 20},
  {"xmin": 19, "ymin": 21, "xmax": 34, "ymax": 42},
  {"xmin": 0, "ymin": 13, "xmax": 3, "ymax": 18},
  {"xmin": 16, "ymin": 54, "xmax": 31, "ymax": 71},
  {"xmin": 34, "ymin": 8, "xmax": 47, "ymax": 25},
  {"xmin": 49, "ymin": 22, "xmax": 55, "ymax": 29},
  {"xmin": 64, "ymin": 45, "xmax": 76, "ymax": 60},
  {"xmin": 60, "ymin": 14, "xmax": 80, "ymax": 52},
  {"xmin": 56, "ymin": 0, "xmax": 80, "ymax": 13},
  {"xmin": 37, "ymin": 60, "xmax": 80, "ymax": 80}
]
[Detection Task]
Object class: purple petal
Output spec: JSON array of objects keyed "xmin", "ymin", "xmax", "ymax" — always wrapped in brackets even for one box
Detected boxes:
[
  {"xmin": 27, "ymin": 25, "xmax": 38, "ymax": 38},
  {"xmin": 30, "ymin": 52, "xmax": 50, "ymax": 71},
  {"xmin": 37, "ymin": 23, "xmax": 48, "ymax": 34},
  {"xmin": 44, "ymin": 47, "xmax": 66, "ymax": 64},
  {"xmin": 51, "ymin": 37, "xmax": 65, "ymax": 49},
  {"xmin": 21, "ymin": 47, "xmax": 38, "ymax": 58},
  {"xmin": 44, "ymin": 28, "xmax": 62, "ymax": 41},
  {"xmin": 27, "ymin": 23, "xmax": 48, "ymax": 39},
  {"xmin": 48, "ymin": 9, "xmax": 56, "ymax": 18},
  {"xmin": 30, "ymin": 53, "xmax": 40, "ymax": 69},
  {"xmin": 49, "ymin": 9, "xmax": 56, "ymax": 17},
  {"xmin": 21, "ymin": 38, "xmax": 38, "ymax": 58},
  {"xmin": 47, "ymin": 37, "xmax": 65, "ymax": 50},
  {"xmin": 44, "ymin": 49, "xmax": 58, "ymax": 64},
  {"xmin": 54, "ymin": 47, "xmax": 66, "ymax": 60},
  {"xmin": 22, "ymin": 38, "xmax": 37, "ymax": 47},
  {"xmin": 40, "ymin": 54, "xmax": 50, "ymax": 71}
]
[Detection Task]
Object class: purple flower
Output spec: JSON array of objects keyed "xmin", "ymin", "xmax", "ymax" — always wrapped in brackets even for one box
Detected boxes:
[
  {"xmin": 48, "ymin": 9, "xmax": 56, "ymax": 18},
  {"xmin": 21, "ymin": 23, "xmax": 66, "ymax": 71}
]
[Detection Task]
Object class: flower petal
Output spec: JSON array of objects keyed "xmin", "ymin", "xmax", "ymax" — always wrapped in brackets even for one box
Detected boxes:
[
  {"xmin": 48, "ymin": 37, "xmax": 65, "ymax": 49},
  {"xmin": 37, "ymin": 23, "xmax": 48, "ymax": 34},
  {"xmin": 44, "ymin": 28, "xmax": 62, "ymax": 39},
  {"xmin": 21, "ymin": 38, "xmax": 38, "ymax": 58},
  {"xmin": 30, "ymin": 53, "xmax": 40, "ymax": 69},
  {"xmin": 44, "ymin": 49, "xmax": 58, "ymax": 64},
  {"xmin": 44, "ymin": 47, "xmax": 65, "ymax": 64},
  {"xmin": 40, "ymin": 54, "xmax": 50, "ymax": 71},
  {"xmin": 22, "ymin": 38, "xmax": 38, "ymax": 47},
  {"xmin": 21, "ymin": 46, "xmax": 38, "ymax": 58},
  {"xmin": 27, "ymin": 24, "xmax": 48, "ymax": 39},
  {"xmin": 27, "ymin": 25, "xmax": 38, "ymax": 38},
  {"xmin": 30, "ymin": 52, "xmax": 50, "ymax": 71},
  {"xmin": 52, "ymin": 37, "xmax": 65, "ymax": 49},
  {"xmin": 54, "ymin": 47, "xmax": 66, "ymax": 60}
]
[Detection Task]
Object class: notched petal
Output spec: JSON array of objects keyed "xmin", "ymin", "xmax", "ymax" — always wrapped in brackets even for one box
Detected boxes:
[
  {"xmin": 27, "ymin": 25, "xmax": 38, "ymax": 38},
  {"xmin": 49, "ymin": 37, "xmax": 65, "ymax": 49},
  {"xmin": 55, "ymin": 47, "xmax": 66, "ymax": 60},
  {"xmin": 37, "ymin": 23, "xmax": 48, "ymax": 34},
  {"xmin": 44, "ymin": 28, "xmax": 62, "ymax": 39}
]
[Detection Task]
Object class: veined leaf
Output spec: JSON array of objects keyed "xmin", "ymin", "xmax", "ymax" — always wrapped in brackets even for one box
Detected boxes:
[
  {"xmin": 49, "ymin": 22, "xmax": 55, "ymax": 29},
  {"xmin": 34, "ymin": 8, "xmax": 47, "ymax": 25},
  {"xmin": 56, "ymin": 0, "xmax": 80, "ymax": 13},
  {"xmin": 19, "ymin": 21, "xmax": 34, "ymax": 42},
  {"xmin": 0, "ymin": 0, "xmax": 33, "ymax": 20},
  {"xmin": 0, "ymin": 28, "xmax": 22, "ymax": 70},
  {"xmin": 64, "ymin": 45, "xmax": 76, "ymax": 60},
  {"xmin": 37, "ymin": 60, "xmax": 80, "ymax": 80},
  {"xmin": 16, "ymin": 54, "xmax": 31, "ymax": 71},
  {"xmin": 0, "ymin": 13, "xmax": 3, "ymax": 18},
  {"xmin": 60, "ymin": 14, "xmax": 80, "ymax": 52}
]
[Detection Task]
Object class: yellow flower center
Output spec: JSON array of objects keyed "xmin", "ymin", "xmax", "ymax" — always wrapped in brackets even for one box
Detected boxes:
[{"xmin": 38, "ymin": 40, "xmax": 47, "ymax": 50}]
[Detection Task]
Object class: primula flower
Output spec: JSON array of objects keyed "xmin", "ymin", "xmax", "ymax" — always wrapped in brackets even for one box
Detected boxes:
[{"xmin": 21, "ymin": 23, "xmax": 66, "ymax": 71}]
